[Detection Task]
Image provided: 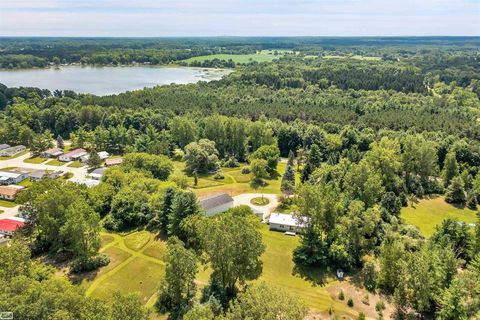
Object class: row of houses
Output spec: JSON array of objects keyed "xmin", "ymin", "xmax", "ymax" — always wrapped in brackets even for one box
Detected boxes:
[
  {"xmin": 198, "ymin": 193, "xmax": 306, "ymax": 234},
  {"xmin": 0, "ymin": 144, "xmax": 26, "ymax": 157},
  {"xmin": 43, "ymin": 147, "xmax": 112, "ymax": 164}
]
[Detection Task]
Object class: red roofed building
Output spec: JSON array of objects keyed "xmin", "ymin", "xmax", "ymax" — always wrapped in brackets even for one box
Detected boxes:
[{"xmin": 0, "ymin": 219, "xmax": 25, "ymax": 236}]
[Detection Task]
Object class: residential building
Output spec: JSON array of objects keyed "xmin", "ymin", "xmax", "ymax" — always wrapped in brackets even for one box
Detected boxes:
[
  {"xmin": 0, "ymin": 219, "xmax": 25, "ymax": 236},
  {"xmin": 30, "ymin": 170, "xmax": 63, "ymax": 182},
  {"xmin": 70, "ymin": 178, "xmax": 100, "ymax": 188},
  {"xmin": 80, "ymin": 151, "xmax": 110, "ymax": 163},
  {"xmin": 0, "ymin": 145, "xmax": 26, "ymax": 157},
  {"xmin": 199, "ymin": 193, "xmax": 234, "ymax": 216},
  {"xmin": 0, "ymin": 185, "xmax": 24, "ymax": 200},
  {"xmin": 88, "ymin": 167, "xmax": 107, "ymax": 180},
  {"xmin": 0, "ymin": 171, "xmax": 28, "ymax": 185},
  {"xmin": 0, "ymin": 144, "xmax": 10, "ymax": 151},
  {"xmin": 59, "ymin": 148, "xmax": 87, "ymax": 162},
  {"xmin": 268, "ymin": 213, "xmax": 307, "ymax": 234},
  {"xmin": 41, "ymin": 147, "xmax": 64, "ymax": 158},
  {"xmin": 105, "ymin": 157, "xmax": 123, "ymax": 166}
]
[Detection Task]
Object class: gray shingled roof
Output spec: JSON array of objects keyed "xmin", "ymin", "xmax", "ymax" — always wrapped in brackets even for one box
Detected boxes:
[{"xmin": 200, "ymin": 193, "xmax": 233, "ymax": 211}]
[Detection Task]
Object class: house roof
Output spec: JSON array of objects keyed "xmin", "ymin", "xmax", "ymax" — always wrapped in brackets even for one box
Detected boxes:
[
  {"xmin": 0, "ymin": 186, "xmax": 22, "ymax": 197},
  {"xmin": 98, "ymin": 151, "xmax": 109, "ymax": 159},
  {"xmin": 43, "ymin": 147, "xmax": 64, "ymax": 155},
  {"xmin": 62, "ymin": 148, "xmax": 87, "ymax": 157},
  {"xmin": 30, "ymin": 170, "xmax": 47, "ymax": 179},
  {"xmin": 105, "ymin": 158, "xmax": 123, "ymax": 166},
  {"xmin": 0, "ymin": 144, "xmax": 10, "ymax": 150},
  {"xmin": 0, "ymin": 171, "xmax": 25, "ymax": 179},
  {"xmin": 269, "ymin": 213, "xmax": 307, "ymax": 228},
  {"xmin": 0, "ymin": 219, "xmax": 25, "ymax": 232},
  {"xmin": 200, "ymin": 193, "xmax": 233, "ymax": 211}
]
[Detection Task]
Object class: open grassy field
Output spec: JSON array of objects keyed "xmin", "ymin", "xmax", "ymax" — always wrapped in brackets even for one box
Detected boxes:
[
  {"xmin": 182, "ymin": 51, "xmax": 282, "ymax": 64},
  {"xmin": 171, "ymin": 161, "xmax": 292, "ymax": 198},
  {"xmin": 401, "ymin": 196, "xmax": 477, "ymax": 237},
  {"xmin": 82, "ymin": 225, "xmax": 378, "ymax": 318}
]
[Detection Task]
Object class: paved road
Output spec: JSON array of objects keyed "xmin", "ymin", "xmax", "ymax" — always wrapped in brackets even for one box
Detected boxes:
[
  {"xmin": 0, "ymin": 152, "xmax": 88, "ymax": 180},
  {"xmin": 0, "ymin": 152, "xmax": 89, "ymax": 219},
  {"xmin": 232, "ymin": 193, "xmax": 279, "ymax": 222}
]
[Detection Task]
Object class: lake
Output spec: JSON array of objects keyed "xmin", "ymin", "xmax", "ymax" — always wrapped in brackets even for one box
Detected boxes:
[{"xmin": 0, "ymin": 66, "xmax": 231, "ymax": 96}]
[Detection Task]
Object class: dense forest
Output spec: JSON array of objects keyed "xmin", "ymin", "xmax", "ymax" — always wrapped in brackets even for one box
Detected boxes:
[{"xmin": 1, "ymin": 37, "xmax": 480, "ymax": 319}]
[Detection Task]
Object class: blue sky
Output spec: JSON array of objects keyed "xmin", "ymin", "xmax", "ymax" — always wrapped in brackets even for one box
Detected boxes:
[{"xmin": 1, "ymin": 0, "xmax": 479, "ymax": 36}]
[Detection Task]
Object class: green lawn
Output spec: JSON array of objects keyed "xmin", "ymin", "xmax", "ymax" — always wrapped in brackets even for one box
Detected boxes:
[
  {"xmin": 0, "ymin": 199, "xmax": 17, "ymax": 208},
  {"xmin": 401, "ymin": 196, "xmax": 477, "ymax": 237},
  {"xmin": 85, "ymin": 225, "xmax": 361, "ymax": 318},
  {"xmin": 45, "ymin": 159, "xmax": 65, "ymax": 166},
  {"xmin": 183, "ymin": 51, "xmax": 281, "ymax": 64},
  {"xmin": 23, "ymin": 156, "xmax": 47, "ymax": 164},
  {"xmin": 67, "ymin": 161, "xmax": 84, "ymax": 168},
  {"xmin": 18, "ymin": 179, "xmax": 34, "ymax": 188}
]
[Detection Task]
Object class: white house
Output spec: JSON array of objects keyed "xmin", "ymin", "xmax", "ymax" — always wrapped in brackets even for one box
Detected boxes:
[
  {"xmin": 199, "ymin": 193, "xmax": 234, "ymax": 216},
  {"xmin": 0, "ymin": 145, "xmax": 26, "ymax": 157},
  {"xmin": 41, "ymin": 147, "xmax": 64, "ymax": 158},
  {"xmin": 88, "ymin": 167, "xmax": 107, "ymax": 180},
  {"xmin": 80, "ymin": 151, "xmax": 110, "ymax": 163},
  {"xmin": 0, "ymin": 171, "xmax": 28, "ymax": 185},
  {"xmin": 268, "ymin": 213, "xmax": 307, "ymax": 234}
]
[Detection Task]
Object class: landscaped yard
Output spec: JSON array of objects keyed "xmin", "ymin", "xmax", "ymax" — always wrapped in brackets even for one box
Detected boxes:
[
  {"xmin": 401, "ymin": 196, "xmax": 477, "ymax": 237},
  {"xmin": 82, "ymin": 225, "xmax": 376, "ymax": 318},
  {"xmin": 67, "ymin": 161, "xmax": 84, "ymax": 168},
  {"xmin": 0, "ymin": 199, "xmax": 17, "ymax": 208},
  {"xmin": 45, "ymin": 159, "xmax": 65, "ymax": 166},
  {"xmin": 23, "ymin": 156, "xmax": 47, "ymax": 164}
]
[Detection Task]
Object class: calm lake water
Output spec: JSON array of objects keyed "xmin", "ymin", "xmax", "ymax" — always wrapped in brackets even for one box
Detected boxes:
[{"xmin": 0, "ymin": 66, "xmax": 231, "ymax": 96}]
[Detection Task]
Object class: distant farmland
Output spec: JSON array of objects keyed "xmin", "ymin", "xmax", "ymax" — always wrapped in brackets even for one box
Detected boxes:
[{"xmin": 182, "ymin": 51, "xmax": 285, "ymax": 64}]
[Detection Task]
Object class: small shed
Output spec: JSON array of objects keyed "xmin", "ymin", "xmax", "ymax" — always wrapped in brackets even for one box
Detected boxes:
[{"xmin": 199, "ymin": 193, "xmax": 234, "ymax": 216}]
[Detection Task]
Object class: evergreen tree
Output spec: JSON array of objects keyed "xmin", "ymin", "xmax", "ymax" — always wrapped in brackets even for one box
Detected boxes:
[
  {"xmin": 287, "ymin": 150, "xmax": 295, "ymax": 166},
  {"xmin": 56, "ymin": 134, "xmax": 64, "ymax": 149},
  {"xmin": 301, "ymin": 144, "xmax": 322, "ymax": 182},
  {"xmin": 168, "ymin": 191, "xmax": 200, "ymax": 239},
  {"xmin": 87, "ymin": 150, "xmax": 102, "ymax": 169},
  {"xmin": 281, "ymin": 164, "xmax": 295, "ymax": 196},
  {"xmin": 445, "ymin": 176, "xmax": 466, "ymax": 205},
  {"xmin": 159, "ymin": 187, "xmax": 176, "ymax": 235},
  {"xmin": 442, "ymin": 151, "xmax": 459, "ymax": 186}
]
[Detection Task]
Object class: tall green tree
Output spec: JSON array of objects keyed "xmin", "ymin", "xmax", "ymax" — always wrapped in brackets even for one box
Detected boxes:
[
  {"xmin": 442, "ymin": 151, "xmax": 459, "ymax": 186},
  {"xmin": 157, "ymin": 237, "xmax": 198, "ymax": 319}
]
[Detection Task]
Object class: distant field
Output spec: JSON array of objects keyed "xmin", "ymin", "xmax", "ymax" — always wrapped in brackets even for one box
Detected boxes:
[
  {"xmin": 322, "ymin": 55, "xmax": 382, "ymax": 61},
  {"xmin": 183, "ymin": 51, "xmax": 283, "ymax": 64},
  {"xmin": 401, "ymin": 196, "xmax": 477, "ymax": 237}
]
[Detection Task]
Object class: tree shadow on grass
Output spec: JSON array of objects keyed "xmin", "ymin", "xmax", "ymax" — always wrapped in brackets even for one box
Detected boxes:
[{"xmin": 292, "ymin": 264, "xmax": 328, "ymax": 286}]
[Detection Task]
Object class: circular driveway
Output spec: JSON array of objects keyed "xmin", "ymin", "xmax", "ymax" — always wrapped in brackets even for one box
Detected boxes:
[{"xmin": 232, "ymin": 193, "xmax": 279, "ymax": 222}]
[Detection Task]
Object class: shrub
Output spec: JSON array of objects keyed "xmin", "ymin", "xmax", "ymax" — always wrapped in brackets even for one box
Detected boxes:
[
  {"xmin": 361, "ymin": 294, "xmax": 369, "ymax": 305},
  {"xmin": 241, "ymin": 166, "xmax": 251, "ymax": 174},
  {"xmin": 375, "ymin": 300, "xmax": 386, "ymax": 313},
  {"xmin": 357, "ymin": 312, "xmax": 366, "ymax": 320},
  {"xmin": 223, "ymin": 156, "xmax": 239, "ymax": 168},
  {"xmin": 71, "ymin": 253, "xmax": 110, "ymax": 273},
  {"xmin": 338, "ymin": 290, "xmax": 345, "ymax": 300},
  {"xmin": 214, "ymin": 173, "xmax": 224, "ymax": 180},
  {"xmin": 347, "ymin": 298, "xmax": 354, "ymax": 307}
]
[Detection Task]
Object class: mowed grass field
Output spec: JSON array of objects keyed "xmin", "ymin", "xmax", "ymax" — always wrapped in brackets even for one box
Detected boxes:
[
  {"xmin": 171, "ymin": 161, "xmax": 293, "ymax": 198},
  {"xmin": 82, "ymin": 225, "xmax": 358, "ymax": 318},
  {"xmin": 401, "ymin": 196, "xmax": 477, "ymax": 237},
  {"xmin": 182, "ymin": 51, "xmax": 283, "ymax": 64}
]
